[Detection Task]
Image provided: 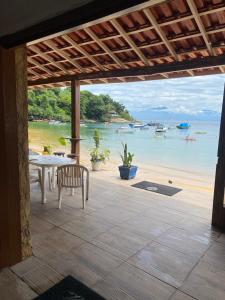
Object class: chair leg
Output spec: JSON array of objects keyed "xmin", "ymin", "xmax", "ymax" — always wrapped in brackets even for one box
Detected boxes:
[
  {"xmin": 48, "ymin": 170, "xmax": 52, "ymax": 192},
  {"xmin": 86, "ymin": 174, "xmax": 89, "ymax": 201},
  {"xmin": 71, "ymin": 188, "xmax": 75, "ymax": 196},
  {"xmin": 58, "ymin": 186, "xmax": 63, "ymax": 209},
  {"xmin": 82, "ymin": 184, "xmax": 85, "ymax": 209},
  {"xmin": 37, "ymin": 169, "xmax": 43, "ymax": 194}
]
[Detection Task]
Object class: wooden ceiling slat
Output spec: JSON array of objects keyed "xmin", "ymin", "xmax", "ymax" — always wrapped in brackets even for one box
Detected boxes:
[
  {"xmin": 110, "ymin": 19, "xmax": 152, "ymax": 66},
  {"xmin": 62, "ymin": 35, "xmax": 106, "ymax": 71},
  {"xmin": 84, "ymin": 27, "xmax": 127, "ymax": 68},
  {"xmin": 44, "ymin": 40, "xmax": 83, "ymax": 71},
  {"xmin": 27, "ymin": 1, "xmax": 225, "ymax": 86},
  {"xmin": 186, "ymin": 0, "xmax": 213, "ymax": 55}
]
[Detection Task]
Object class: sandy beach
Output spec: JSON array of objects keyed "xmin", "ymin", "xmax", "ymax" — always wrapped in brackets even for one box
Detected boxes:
[{"xmin": 29, "ymin": 141, "xmax": 215, "ymax": 198}]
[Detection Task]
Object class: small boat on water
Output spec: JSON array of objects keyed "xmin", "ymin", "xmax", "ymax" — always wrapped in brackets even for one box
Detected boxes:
[
  {"xmin": 148, "ymin": 122, "xmax": 161, "ymax": 127},
  {"xmin": 116, "ymin": 126, "xmax": 134, "ymax": 134},
  {"xmin": 155, "ymin": 125, "xmax": 167, "ymax": 133},
  {"xmin": 49, "ymin": 120, "xmax": 62, "ymax": 125},
  {"xmin": 129, "ymin": 123, "xmax": 146, "ymax": 129},
  {"xmin": 185, "ymin": 135, "xmax": 196, "ymax": 141},
  {"xmin": 177, "ymin": 122, "xmax": 190, "ymax": 129}
]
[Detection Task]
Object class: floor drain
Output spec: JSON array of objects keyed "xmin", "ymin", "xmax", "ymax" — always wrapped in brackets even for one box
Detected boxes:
[{"xmin": 146, "ymin": 186, "xmax": 158, "ymax": 191}]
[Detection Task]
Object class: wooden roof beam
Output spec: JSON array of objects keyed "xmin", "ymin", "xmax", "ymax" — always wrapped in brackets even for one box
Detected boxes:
[
  {"xmin": 28, "ymin": 55, "xmax": 225, "ymax": 86},
  {"xmin": 27, "ymin": 57, "xmax": 56, "ymax": 77},
  {"xmin": 186, "ymin": 0, "xmax": 213, "ymax": 56},
  {"xmin": 62, "ymin": 35, "xmax": 106, "ymax": 71},
  {"xmin": 110, "ymin": 19, "xmax": 152, "ymax": 66},
  {"xmin": 44, "ymin": 40, "xmax": 83, "ymax": 71},
  {"xmin": 29, "ymin": 45, "xmax": 70, "ymax": 74},
  {"xmin": 84, "ymin": 27, "xmax": 127, "ymax": 69},
  {"xmin": 143, "ymin": 9, "xmax": 179, "ymax": 61}
]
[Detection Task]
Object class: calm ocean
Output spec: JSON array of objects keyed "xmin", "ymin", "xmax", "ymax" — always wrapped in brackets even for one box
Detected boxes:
[{"xmin": 29, "ymin": 121, "xmax": 220, "ymax": 176}]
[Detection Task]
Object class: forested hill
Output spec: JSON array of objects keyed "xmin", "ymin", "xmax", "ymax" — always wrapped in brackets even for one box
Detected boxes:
[{"xmin": 28, "ymin": 88, "xmax": 133, "ymax": 122}]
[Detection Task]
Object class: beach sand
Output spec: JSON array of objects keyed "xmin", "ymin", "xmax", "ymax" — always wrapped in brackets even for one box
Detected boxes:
[{"xmin": 30, "ymin": 142, "xmax": 215, "ymax": 198}]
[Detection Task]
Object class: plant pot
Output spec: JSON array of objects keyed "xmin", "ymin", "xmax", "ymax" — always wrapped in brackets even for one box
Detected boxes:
[
  {"xmin": 91, "ymin": 160, "xmax": 102, "ymax": 171},
  {"xmin": 119, "ymin": 165, "xmax": 138, "ymax": 180}
]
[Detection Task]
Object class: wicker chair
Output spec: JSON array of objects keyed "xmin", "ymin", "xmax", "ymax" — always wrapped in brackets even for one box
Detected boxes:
[{"xmin": 57, "ymin": 164, "xmax": 89, "ymax": 209}]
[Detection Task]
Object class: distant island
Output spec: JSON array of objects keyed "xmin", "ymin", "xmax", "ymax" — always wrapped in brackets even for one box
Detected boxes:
[{"xmin": 28, "ymin": 88, "xmax": 133, "ymax": 123}]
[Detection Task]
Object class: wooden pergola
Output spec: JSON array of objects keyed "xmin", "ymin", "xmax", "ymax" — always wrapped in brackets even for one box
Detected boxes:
[
  {"xmin": 1, "ymin": 0, "xmax": 225, "ymax": 268},
  {"xmin": 27, "ymin": 0, "xmax": 225, "ymax": 88}
]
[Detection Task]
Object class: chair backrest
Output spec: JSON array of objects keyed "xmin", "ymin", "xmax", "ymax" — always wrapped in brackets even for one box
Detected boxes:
[{"xmin": 57, "ymin": 164, "xmax": 89, "ymax": 188}]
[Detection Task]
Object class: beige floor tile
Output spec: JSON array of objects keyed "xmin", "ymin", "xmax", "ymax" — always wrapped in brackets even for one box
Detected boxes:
[
  {"xmin": 89, "ymin": 205, "xmax": 139, "ymax": 225},
  {"xmin": 32, "ymin": 227, "xmax": 85, "ymax": 257},
  {"xmin": 128, "ymin": 241, "xmax": 197, "ymax": 288},
  {"xmin": 22, "ymin": 264, "xmax": 63, "ymax": 294},
  {"xmin": 156, "ymin": 227, "xmax": 211, "ymax": 259},
  {"xmin": 170, "ymin": 291, "xmax": 195, "ymax": 300},
  {"xmin": 201, "ymin": 242, "xmax": 225, "ymax": 270},
  {"xmin": 30, "ymin": 215, "xmax": 54, "ymax": 236},
  {"xmin": 11, "ymin": 256, "xmax": 44, "ymax": 277},
  {"xmin": 216, "ymin": 233, "xmax": 225, "ymax": 245},
  {"xmin": 93, "ymin": 279, "xmax": 137, "ymax": 300},
  {"xmin": 119, "ymin": 214, "xmax": 171, "ymax": 240},
  {"xmin": 61, "ymin": 214, "xmax": 114, "ymax": 242},
  {"xmin": 92, "ymin": 226, "xmax": 149, "ymax": 260},
  {"xmin": 143, "ymin": 206, "xmax": 187, "ymax": 227},
  {"xmin": 41, "ymin": 242, "xmax": 123, "ymax": 287},
  {"xmin": 104, "ymin": 263, "xmax": 175, "ymax": 300},
  {"xmin": 0, "ymin": 268, "xmax": 37, "ymax": 300},
  {"xmin": 181, "ymin": 261, "xmax": 225, "ymax": 300}
]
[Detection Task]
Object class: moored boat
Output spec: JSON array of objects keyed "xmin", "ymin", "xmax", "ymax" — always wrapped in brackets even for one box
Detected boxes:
[
  {"xmin": 129, "ymin": 123, "xmax": 148, "ymax": 129},
  {"xmin": 155, "ymin": 124, "xmax": 167, "ymax": 133},
  {"xmin": 116, "ymin": 126, "xmax": 134, "ymax": 134},
  {"xmin": 177, "ymin": 122, "xmax": 190, "ymax": 129}
]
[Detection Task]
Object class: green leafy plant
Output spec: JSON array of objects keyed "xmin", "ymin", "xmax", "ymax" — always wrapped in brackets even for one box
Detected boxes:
[
  {"xmin": 58, "ymin": 137, "xmax": 67, "ymax": 146},
  {"xmin": 90, "ymin": 129, "xmax": 110, "ymax": 163},
  {"xmin": 120, "ymin": 143, "xmax": 134, "ymax": 168},
  {"xmin": 42, "ymin": 145, "xmax": 52, "ymax": 154}
]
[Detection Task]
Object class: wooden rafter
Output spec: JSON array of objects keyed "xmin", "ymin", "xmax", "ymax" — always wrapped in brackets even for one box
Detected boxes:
[
  {"xmin": 27, "ymin": 57, "xmax": 56, "ymax": 77},
  {"xmin": 84, "ymin": 27, "xmax": 127, "ymax": 69},
  {"xmin": 186, "ymin": 0, "xmax": 213, "ymax": 55},
  {"xmin": 62, "ymin": 35, "xmax": 106, "ymax": 71},
  {"xmin": 110, "ymin": 19, "xmax": 151, "ymax": 66},
  {"xmin": 44, "ymin": 40, "xmax": 83, "ymax": 72},
  {"xmin": 29, "ymin": 45, "xmax": 69, "ymax": 74},
  {"xmin": 143, "ymin": 8, "xmax": 178, "ymax": 60},
  {"xmin": 28, "ymin": 55, "xmax": 225, "ymax": 86}
]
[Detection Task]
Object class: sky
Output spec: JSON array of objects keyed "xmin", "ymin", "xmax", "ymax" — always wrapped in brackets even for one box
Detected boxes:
[{"xmin": 81, "ymin": 74, "xmax": 225, "ymax": 118}]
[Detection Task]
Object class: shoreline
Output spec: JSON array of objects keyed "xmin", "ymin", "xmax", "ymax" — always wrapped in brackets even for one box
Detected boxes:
[{"xmin": 29, "ymin": 142, "xmax": 214, "ymax": 194}]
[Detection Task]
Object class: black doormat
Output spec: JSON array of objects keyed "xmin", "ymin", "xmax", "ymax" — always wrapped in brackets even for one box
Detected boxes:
[
  {"xmin": 132, "ymin": 181, "xmax": 182, "ymax": 196},
  {"xmin": 34, "ymin": 276, "xmax": 106, "ymax": 300}
]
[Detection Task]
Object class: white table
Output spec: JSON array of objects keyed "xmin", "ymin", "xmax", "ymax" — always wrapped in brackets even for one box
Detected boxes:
[{"xmin": 29, "ymin": 155, "xmax": 75, "ymax": 203}]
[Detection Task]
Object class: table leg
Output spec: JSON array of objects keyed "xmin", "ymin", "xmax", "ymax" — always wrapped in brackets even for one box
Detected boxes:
[
  {"xmin": 52, "ymin": 167, "xmax": 56, "ymax": 189},
  {"xmin": 41, "ymin": 166, "xmax": 47, "ymax": 204}
]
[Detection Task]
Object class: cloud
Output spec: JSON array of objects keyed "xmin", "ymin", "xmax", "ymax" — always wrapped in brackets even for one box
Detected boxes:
[{"xmin": 80, "ymin": 74, "xmax": 225, "ymax": 115}]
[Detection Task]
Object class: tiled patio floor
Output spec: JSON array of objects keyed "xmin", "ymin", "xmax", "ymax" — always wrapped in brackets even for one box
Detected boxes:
[{"xmin": 1, "ymin": 171, "xmax": 225, "ymax": 300}]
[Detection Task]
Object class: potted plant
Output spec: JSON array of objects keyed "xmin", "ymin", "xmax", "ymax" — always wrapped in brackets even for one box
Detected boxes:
[
  {"xmin": 42, "ymin": 145, "xmax": 52, "ymax": 155},
  {"xmin": 90, "ymin": 129, "xmax": 110, "ymax": 171},
  {"xmin": 119, "ymin": 143, "xmax": 137, "ymax": 179}
]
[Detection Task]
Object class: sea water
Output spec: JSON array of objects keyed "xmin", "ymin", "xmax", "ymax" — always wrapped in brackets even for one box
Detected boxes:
[{"xmin": 29, "ymin": 121, "xmax": 220, "ymax": 176}]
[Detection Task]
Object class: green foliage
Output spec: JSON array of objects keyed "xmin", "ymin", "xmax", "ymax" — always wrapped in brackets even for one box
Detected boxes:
[
  {"xmin": 28, "ymin": 88, "xmax": 133, "ymax": 122},
  {"xmin": 120, "ymin": 143, "xmax": 134, "ymax": 167},
  {"xmin": 93, "ymin": 129, "xmax": 100, "ymax": 148},
  {"xmin": 58, "ymin": 137, "xmax": 67, "ymax": 146},
  {"xmin": 43, "ymin": 145, "xmax": 52, "ymax": 154},
  {"xmin": 90, "ymin": 129, "xmax": 110, "ymax": 163}
]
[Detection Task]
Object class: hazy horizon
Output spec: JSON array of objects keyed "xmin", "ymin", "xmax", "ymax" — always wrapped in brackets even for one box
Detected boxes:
[{"xmin": 81, "ymin": 74, "xmax": 225, "ymax": 121}]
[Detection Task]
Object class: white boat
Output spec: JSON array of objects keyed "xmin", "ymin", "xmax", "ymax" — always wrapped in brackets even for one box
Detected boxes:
[
  {"xmin": 155, "ymin": 125, "xmax": 167, "ymax": 133},
  {"xmin": 49, "ymin": 120, "xmax": 62, "ymax": 125},
  {"xmin": 116, "ymin": 126, "xmax": 134, "ymax": 134}
]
